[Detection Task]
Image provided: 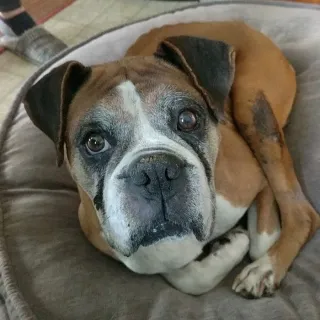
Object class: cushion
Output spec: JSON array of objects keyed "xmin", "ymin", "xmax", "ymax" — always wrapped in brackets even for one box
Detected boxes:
[{"xmin": 1, "ymin": 1, "xmax": 320, "ymax": 319}]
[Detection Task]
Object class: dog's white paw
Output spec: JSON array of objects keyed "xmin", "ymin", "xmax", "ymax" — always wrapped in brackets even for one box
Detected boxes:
[
  {"xmin": 232, "ymin": 255, "xmax": 276, "ymax": 298},
  {"xmin": 163, "ymin": 227, "xmax": 249, "ymax": 295},
  {"xmin": 212, "ymin": 227, "xmax": 249, "ymax": 261}
]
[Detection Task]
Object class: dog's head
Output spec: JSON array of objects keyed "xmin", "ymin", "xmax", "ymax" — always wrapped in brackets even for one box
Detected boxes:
[{"xmin": 24, "ymin": 36, "xmax": 235, "ymax": 273}]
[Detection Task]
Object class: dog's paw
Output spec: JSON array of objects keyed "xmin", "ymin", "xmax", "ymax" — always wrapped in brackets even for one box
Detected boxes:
[
  {"xmin": 224, "ymin": 227, "xmax": 249, "ymax": 244},
  {"xmin": 232, "ymin": 255, "xmax": 276, "ymax": 298},
  {"xmin": 210, "ymin": 227, "xmax": 249, "ymax": 260},
  {"xmin": 163, "ymin": 227, "xmax": 249, "ymax": 295}
]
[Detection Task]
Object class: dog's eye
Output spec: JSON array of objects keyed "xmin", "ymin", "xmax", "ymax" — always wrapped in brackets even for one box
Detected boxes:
[
  {"xmin": 85, "ymin": 133, "xmax": 109, "ymax": 154},
  {"xmin": 178, "ymin": 110, "xmax": 198, "ymax": 131}
]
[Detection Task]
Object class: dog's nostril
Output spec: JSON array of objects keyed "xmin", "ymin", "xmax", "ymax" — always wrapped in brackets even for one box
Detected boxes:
[
  {"xmin": 132, "ymin": 171, "xmax": 150, "ymax": 186},
  {"xmin": 165, "ymin": 164, "xmax": 181, "ymax": 181}
]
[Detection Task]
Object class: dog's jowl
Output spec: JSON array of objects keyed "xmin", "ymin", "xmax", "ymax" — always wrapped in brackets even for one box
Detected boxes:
[{"xmin": 24, "ymin": 21, "xmax": 320, "ymax": 298}]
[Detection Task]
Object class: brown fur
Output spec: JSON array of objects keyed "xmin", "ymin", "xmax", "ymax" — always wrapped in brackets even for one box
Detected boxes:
[
  {"xmin": 124, "ymin": 21, "xmax": 320, "ymax": 286},
  {"xmin": 255, "ymin": 186, "xmax": 280, "ymax": 235},
  {"xmin": 64, "ymin": 58, "xmax": 210, "ymax": 260},
  {"xmin": 65, "ymin": 57, "xmax": 208, "ymax": 164},
  {"xmin": 69, "ymin": 21, "xmax": 319, "ymax": 289},
  {"xmin": 78, "ymin": 186, "xmax": 117, "ymax": 258}
]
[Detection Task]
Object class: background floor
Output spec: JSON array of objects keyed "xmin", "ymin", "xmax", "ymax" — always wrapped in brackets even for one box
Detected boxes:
[
  {"xmin": 0, "ymin": 0, "xmax": 204, "ymax": 122},
  {"xmin": 0, "ymin": 0, "xmax": 319, "ymax": 123}
]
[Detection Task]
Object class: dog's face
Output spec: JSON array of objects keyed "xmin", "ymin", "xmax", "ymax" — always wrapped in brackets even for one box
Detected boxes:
[
  {"xmin": 67, "ymin": 58, "xmax": 219, "ymax": 265},
  {"xmin": 24, "ymin": 36, "xmax": 235, "ymax": 273}
]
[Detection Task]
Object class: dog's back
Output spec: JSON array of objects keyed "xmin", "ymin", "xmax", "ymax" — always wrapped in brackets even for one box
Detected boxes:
[
  {"xmin": 127, "ymin": 21, "xmax": 275, "ymax": 56},
  {"xmin": 125, "ymin": 21, "xmax": 320, "ymax": 298},
  {"xmin": 126, "ymin": 21, "xmax": 295, "ymax": 126}
]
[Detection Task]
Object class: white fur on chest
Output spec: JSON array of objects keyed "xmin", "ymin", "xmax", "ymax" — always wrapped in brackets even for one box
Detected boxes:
[
  {"xmin": 212, "ymin": 194, "xmax": 248, "ymax": 239},
  {"xmin": 115, "ymin": 194, "xmax": 248, "ymax": 274},
  {"xmin": 115, "ymin": 234, "xmax": 203, "ymax": 274}
]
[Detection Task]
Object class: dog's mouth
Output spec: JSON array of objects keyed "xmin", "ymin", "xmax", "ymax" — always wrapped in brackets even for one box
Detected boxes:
[{"xmin": 139, "ymin": 221, "xmax": 189, "ymax": 247}]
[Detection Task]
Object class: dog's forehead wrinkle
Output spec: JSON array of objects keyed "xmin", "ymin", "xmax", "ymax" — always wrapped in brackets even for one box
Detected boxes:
[
  {"xmin": 155, "ymin": 91, "xmax": 199, "ymax": 111},
  {"xmin": 83, "ymin": 64, "xmax": 126, "ymax": 96},
  {"xmin": 78, "ymin": 107, "xmax": 116, "ymax": 133},
  {"xmin": 76, "ymin": 96, "xmax": 135, "ymax": 138},
  {"xmin": 136, "ymin": 82, "xmax": 198, "ymax": 108}
]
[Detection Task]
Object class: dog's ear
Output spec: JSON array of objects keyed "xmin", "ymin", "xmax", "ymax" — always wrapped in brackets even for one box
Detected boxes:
[
  {"xmin": 155, "ymin": 36, "xmax": 236, "ymax": 122},
  {"xmin": 23, "ymin": 61, "xmax": 91, "ymax": 166}
]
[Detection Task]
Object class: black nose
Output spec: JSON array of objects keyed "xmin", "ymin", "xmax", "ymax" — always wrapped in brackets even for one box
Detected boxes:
[{"xmin": 128, "ymin": 153, "xmax": 185, "ymax": 195}]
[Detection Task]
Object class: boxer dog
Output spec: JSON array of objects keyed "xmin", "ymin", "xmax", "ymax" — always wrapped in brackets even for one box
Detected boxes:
[{"xmin": 23, "ymin": 21, "xmax": 320, "ymax": 298}]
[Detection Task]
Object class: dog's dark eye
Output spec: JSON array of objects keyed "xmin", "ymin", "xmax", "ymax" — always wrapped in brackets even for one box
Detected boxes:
[
  {"xmin": 178, "ymin": 110, "xmax": 198, "ymax": 131},
  {"xmin": 85, "ymin": 133, "xmax": 109, "ymax": 154}
]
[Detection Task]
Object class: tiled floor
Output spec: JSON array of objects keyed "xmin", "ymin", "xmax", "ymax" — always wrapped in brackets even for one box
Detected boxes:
[{"xmin": 0, "ymin": 0, "xmax": 202, "ymax": 123}]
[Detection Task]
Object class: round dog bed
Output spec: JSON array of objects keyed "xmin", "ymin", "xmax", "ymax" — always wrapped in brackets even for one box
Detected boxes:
[{"xmin": 1, "ymin": 1, "xmax": 320, "ymax": 319}]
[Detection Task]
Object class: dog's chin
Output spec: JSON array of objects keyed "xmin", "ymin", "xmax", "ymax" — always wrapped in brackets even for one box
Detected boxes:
[
  {"xmin": 104, "ymin": 188, "xmax": 212, "ymax": 258},
  {"xmin": 139, "ymin": 220, "xmax": 189, "ymax": 248},
  {"xmin": 114, "ymin": 233, "xmax": 205, "ymax": 274},
  {"xmin": 108, "ymin": 214, "xmax": 213, "ymax": 274}
]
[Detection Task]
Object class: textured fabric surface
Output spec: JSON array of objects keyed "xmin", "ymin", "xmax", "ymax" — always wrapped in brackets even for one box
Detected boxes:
[{"xmin": 0, "ymin": 1, "xmax": 320, "ymax": 319}]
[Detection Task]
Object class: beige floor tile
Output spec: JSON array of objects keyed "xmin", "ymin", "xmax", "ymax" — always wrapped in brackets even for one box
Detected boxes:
[
  {"xmin": 43, "ymin": 18, "xmax": 82, "ymax": 44},
  {"xmin": 0, "ymin": 112, "xmax": 8, "ymax": 125},
  {"xmin": 54, "ymin": 0, "xmax": 103, "ymax": 26},
  {"xmin": 0, "ymin": 0, "xmax": 201, "ymax": 129},
  {"xmin": 0, "ymin": 102, "xmax": 11, "ymax": 117},
  {"xmin": 172, "ymin": 1, "xmax": 199, "ymax": 8},
  {"xmin": 68, "ymin": 26, "xmax": 105, "ymax": 46},
  {"xmin": 107, "ymin": 0, "xmax": 146, "ymax": 18},
  {"xmin": 0, "ymin": 106, "xmax": 9, "ymax": 118},
  {"xmin": 0, "ymin": 71, "xmax": 24, "ymax": 99},
  {"xmin": 0, "ymin": 91, "xmax": 19, "ymax": 123},
  {"xmin": 90, "ymin": 15, "xmax": 130, "ymax": 31},
  {"xmin": 67, "ymin": 34, "xmax": 85, "ymax": 47},
  {"xmin": 0, "ymin": 51, "xmax": 37, "ymax": 77},
  {"xmin": 4, "ymin": 86, "xmax": 21, "ymax": 104},
  {"xmin": 78, "ymin": 26, "xmax": 105, "ymax": 39},
  {"xmin": 133, "ymin": 1, "xmax": 182, "ymax": 20},
  {"xmin": 90, "ymin": 0, "xmax": 146, "ymax": 30},
  {"xmin": 72, "ymin": 0, "xmax": 117, "ymax": 11}
]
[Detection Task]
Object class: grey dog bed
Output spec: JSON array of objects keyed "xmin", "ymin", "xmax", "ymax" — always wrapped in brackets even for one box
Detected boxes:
[{"xmin": 1, "ymin": 1, "xmax": 320, "ymax": 319}]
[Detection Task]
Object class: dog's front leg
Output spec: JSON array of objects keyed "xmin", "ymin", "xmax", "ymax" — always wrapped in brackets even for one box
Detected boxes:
[
  {"xmin": 231, "ymin": 78, "xmax": 320, "ymax": 298},
  {"xmin": 162, "ymin": 227, "xmax": 249, "ymax": 295},
  {"xmin": 233, "ymin": 185, "xmax": 281, "ymax": 298}
]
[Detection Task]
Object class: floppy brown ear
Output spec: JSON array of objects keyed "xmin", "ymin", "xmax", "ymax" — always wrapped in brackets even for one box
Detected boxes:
[
  {"xmin": 23, "ymin": 61, "xmax": 91, "ymax": 166},
  {"xmin": 155, "ymin": 36, "xmax": 236, "ymax": 122}
]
